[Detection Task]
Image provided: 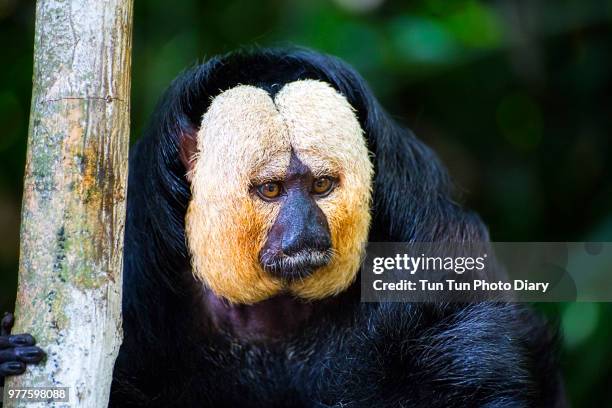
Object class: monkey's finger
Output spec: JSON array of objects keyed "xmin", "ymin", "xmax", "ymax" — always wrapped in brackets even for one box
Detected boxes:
[
  {"xmin": 11, "ymin": 334, "xmax": 35, "ymax": 346},
  {"xmin": 1, "ymin": 312, "xmax": 14, "ymax": 336},
  {"xmin": 0, "ymin": 349, "xmax": 18, "ymax": 363},
  {"xmin": 14, "ymin": 346, "xmax": 45, "ymax": 363},
  {"xmin": 0, "ymin": 361, "xmax": 26, "ymax": 377},
  {"xmin": 0, "ymin": 334, "xmax": 35, "ymax": 350},
  {"xmin": 0, "ymin": 336, "xmax": 12, "ymax": 349},
  {"xmin": 0, "ymin": 345, "xmax": 44, "ymax": 364}
]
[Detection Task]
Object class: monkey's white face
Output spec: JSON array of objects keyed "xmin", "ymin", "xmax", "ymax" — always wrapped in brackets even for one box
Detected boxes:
[{"xmin": 185, "ymin": 80, "xmax": 373, "ymax": 304}]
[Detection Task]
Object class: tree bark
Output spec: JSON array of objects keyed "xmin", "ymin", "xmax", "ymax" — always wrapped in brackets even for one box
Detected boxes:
[{"xmin": 3, "ymin": 0, "xmax": 133, "ymax": 406}]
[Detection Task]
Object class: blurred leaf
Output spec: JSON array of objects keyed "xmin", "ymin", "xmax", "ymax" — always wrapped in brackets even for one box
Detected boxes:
[
  {"xmin": 443, "ymin": 1, "xmax": 503, "ymax": 49},
  {"xmin": 389, "ymin": 15, "xmax": 458, "ymax": 64},
  {"xmin": 562, "ymin": 302, "xmax": 599, "ymax": 348}
]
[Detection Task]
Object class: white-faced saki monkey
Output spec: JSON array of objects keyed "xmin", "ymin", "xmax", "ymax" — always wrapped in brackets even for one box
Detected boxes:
[{"xmin": 1, "ymin": 48, "xmax": 566, "ymax": 407}]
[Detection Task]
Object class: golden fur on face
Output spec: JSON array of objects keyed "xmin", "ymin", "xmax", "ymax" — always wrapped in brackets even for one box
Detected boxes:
[{"xmin": 185, "ymin": 80, "xmax": 373, "ymax": 304}]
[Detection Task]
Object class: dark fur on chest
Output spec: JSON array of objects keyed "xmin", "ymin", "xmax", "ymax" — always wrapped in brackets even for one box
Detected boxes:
[{"xmin": 112, "ymin": 297, "xmax": 562, "ymax": 408}]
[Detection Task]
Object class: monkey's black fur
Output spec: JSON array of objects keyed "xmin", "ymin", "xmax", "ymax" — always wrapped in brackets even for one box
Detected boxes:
[{"xmin": 110, "ymin": 48, "xmax": 565, "ymax": 407}]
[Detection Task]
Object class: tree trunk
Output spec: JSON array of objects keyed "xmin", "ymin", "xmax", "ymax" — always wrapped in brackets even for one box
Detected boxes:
[{"xmin": 3, "ymin": 0, "xmax": 133, "ymax": 406}]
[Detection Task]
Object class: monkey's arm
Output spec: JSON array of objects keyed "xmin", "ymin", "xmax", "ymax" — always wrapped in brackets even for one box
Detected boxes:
[{"xmin": 0, "ymin": 313, "xmax": 45, "ymax": 384}]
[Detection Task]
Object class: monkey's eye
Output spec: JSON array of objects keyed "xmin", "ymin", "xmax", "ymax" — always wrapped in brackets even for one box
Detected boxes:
[
  {"xmin": 256, "ymin": 182, "xmax": 283, "ymax": 200},
  {"xmin": 312, "ymin": 177, "xmax": 335, "ymax": 196}
]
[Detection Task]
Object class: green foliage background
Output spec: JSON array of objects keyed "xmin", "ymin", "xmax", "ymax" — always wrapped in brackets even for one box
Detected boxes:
[{"xmin": 0, "ymin": 0, "xmax": 610, "ymax": 404}]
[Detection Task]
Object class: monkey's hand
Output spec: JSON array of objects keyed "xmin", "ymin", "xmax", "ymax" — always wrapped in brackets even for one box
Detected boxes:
[{"xmin": 0, "ymin": 312, "xmax": 45, "ymax": 385}]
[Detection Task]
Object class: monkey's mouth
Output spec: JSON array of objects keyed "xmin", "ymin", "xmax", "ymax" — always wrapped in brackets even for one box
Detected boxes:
[{"xmin": 260, "ymin": 248, "xmax": 333, "ymax": 281}]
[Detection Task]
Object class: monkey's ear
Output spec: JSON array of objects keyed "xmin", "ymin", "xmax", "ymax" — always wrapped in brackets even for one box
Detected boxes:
[{"xmin": 179, "ymin": 123, "xmax": 199, "ymax": 183}]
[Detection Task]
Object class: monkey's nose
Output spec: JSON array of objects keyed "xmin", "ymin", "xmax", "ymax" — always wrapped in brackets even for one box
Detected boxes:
[
  {"xmin": 260, "ymin": 222, "xmax": 332, "ymax": 281},
  {"xmin": 281, "ymin": 225, "xmax": 331, "ymax": 256}
]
